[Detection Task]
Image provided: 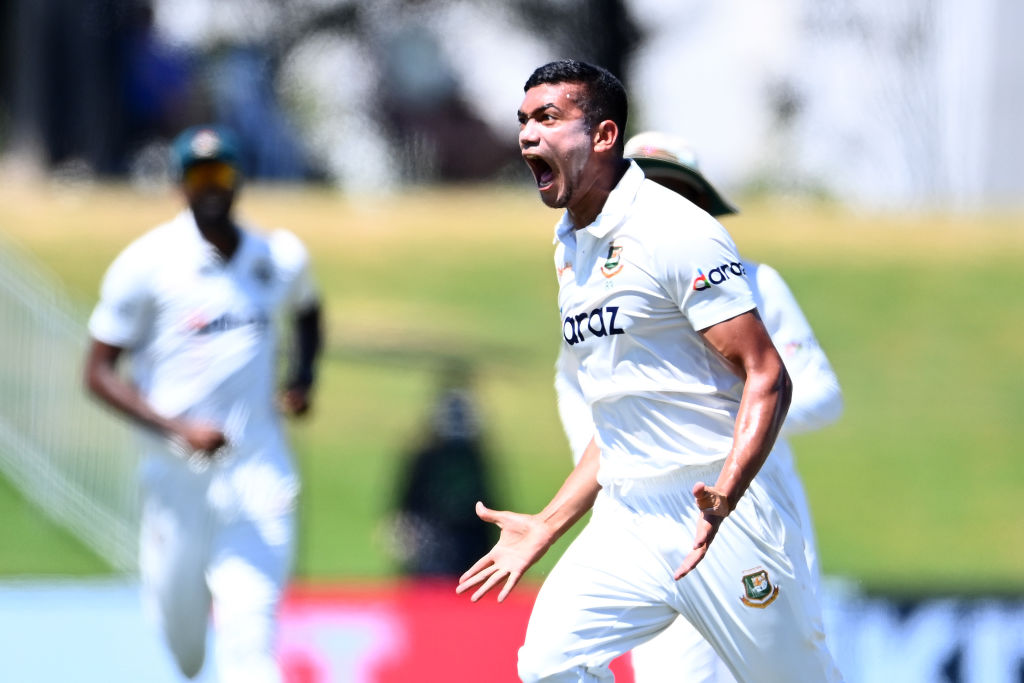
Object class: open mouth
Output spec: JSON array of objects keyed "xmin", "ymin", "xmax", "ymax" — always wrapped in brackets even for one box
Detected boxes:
[{"xmin": 524, "ymin": 155, "xmax": 555, "ymax": 190}]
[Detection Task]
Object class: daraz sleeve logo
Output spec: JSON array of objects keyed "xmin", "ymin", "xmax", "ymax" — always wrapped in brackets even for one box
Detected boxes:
[{"xmin": 692, "ymin": 261, "xmax": 746, "ymax": 291}]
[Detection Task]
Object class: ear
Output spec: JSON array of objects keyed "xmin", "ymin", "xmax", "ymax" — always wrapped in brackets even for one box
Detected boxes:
[{"xmin": 592, "ymin": 120, "xmax": 620, "ymax": 153}]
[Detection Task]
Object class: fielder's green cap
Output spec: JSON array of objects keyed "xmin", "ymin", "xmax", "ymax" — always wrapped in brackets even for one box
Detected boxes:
[
  {"xmin": 625, "ymin": 131, "xmax": 738, "ymax": 217},
  {"xmin": 170, "ymin": 124, "xmax": 241, "ymax": 179}
]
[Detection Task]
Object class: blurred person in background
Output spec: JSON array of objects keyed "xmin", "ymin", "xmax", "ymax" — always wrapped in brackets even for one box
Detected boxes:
[
  {"xmin": 83, "ymin": 124, "xmax": 322, "ymax": 683},
  {"xmin": 554, "ymin": 130, "xmax": 844, "ymax": 682},
  {"xmin": 389, "ymin": 362, "xmax": 499, "ymax": 577},
  {"xmin": 457, "ymin": 59, "xmax": 841, "ymax": 682}
]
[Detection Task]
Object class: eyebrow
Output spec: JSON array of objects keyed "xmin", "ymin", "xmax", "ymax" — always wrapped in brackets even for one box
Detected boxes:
[{"xmin": 517, "ymin": 102, "xmax": 561, "ymax": 122}]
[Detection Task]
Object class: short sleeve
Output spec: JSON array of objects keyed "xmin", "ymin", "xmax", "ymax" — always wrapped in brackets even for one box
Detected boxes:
[
  {"xmin": 87, "ymin": 242, "xmax": 154, "ymax": 349},
  {"xmin": 660, "ymin": 215, "xmax": 755, "ymax": 331},
  {"xmin": 269, "ymin": 229, "xmax": 318, "ymax": 311}
]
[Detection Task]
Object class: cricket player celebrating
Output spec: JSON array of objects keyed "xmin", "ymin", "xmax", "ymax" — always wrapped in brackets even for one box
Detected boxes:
[
  {"xmin": 456, "ymin": 60, "xmax": 842, "ymax": 682},
  {"xmin": 84, "ymin": 125, "xmax": 322, "ymax": 683},
  {"xmin": 555, "ymin": 131, "xmax": 845, "ymax": 682}
]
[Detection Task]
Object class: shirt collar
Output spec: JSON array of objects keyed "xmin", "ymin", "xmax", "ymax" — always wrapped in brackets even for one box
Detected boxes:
[
  {"xmin": 551, "ymin": 160, "xmax": 645, "ymax": 244},
  {"xmin": 176, "ymin": 209, "xmax": 247, "ymax": 266},
  {"xmin": 552, "ymin": 212, "xmax": 575, "ymax": 245}
]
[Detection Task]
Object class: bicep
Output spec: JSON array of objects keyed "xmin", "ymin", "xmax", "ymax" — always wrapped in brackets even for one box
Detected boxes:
[
  {"xmin": 84, "ymin": 339, "xmax": 126, "ymax": 393},
  {"xmin": 699, "ymin": 309, "xmax": 780, "ymax": 379},
  {"xmin": 86, "ymin": 339, "xmax": 123, "ymax": 368},
  {"xmin": 700, "ymin": 310, "xmax": 793, "ymax": 445}
]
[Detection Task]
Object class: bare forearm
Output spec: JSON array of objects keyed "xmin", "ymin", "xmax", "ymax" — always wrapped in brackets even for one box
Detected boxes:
[
  {"xmin": 84, "ymin": 340, "xmax": 227, "ymax": 455},
  {"xmin": 456, "ymin": 438, "xmax": 603, "ymax": 602},
  {"xmin": 715, "ymin": 364, "xmax": 792, "ymax": 510},
  {"xmin": 84, "ymin": 339, "xmax": 180, "ymax": 438},
  {"xmin": 536, "ymin": 438, "xmax": 602, "ymax": 542},
  {"xmin": 86, "ymin": 367, "xmax": 179, "ymax": 438},
  {"xmin": 286, "ymin": 303, "xmax": 322, "ymax": 390}
]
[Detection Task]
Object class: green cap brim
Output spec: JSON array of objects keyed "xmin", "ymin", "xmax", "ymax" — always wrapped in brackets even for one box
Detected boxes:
[{"xmin": 633, "ymin": 157, "xmax": 738, "ymax": 217}]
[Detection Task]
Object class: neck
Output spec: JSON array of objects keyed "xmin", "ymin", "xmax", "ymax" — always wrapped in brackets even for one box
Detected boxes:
[
  {"xmin": 568, "ymin": 158, "xmax": 629, "ymax": 230},
  {"xmin": 196, "ymin": 217, "xmax": 240, "ymax": 261}
]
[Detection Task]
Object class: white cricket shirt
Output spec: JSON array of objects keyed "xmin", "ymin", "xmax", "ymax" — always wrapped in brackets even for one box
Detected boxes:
[
  {"xmin": 88, "ymin": 210, "xmax": 317, "ymax": 461},
  {"xmin": 553, "ymin": 162, "xmax": 756, "ymax": 483},
  {"xmin": 557, "ymin": 262, "xmax": 844, "ymax": 463}
]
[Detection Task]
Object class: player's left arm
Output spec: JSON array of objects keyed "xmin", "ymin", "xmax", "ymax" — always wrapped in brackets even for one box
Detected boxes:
[
  {"xmin": 280, "ymin": 301, "xmax": 322, "ymax": 416},
  {"xmin": 457, "ymin": 438, "xmax": 602, "ymax": 602},
  {"xmin": 272, "ymin": 229, "xmax": 323, "ymax": 417},
  {"xmin": 674, "ymin": 309, "xmax": 792, "ymax": 579}
]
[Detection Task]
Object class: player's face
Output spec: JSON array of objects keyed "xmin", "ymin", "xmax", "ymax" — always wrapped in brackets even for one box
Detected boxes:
[
  {"xmin": 517, "ymin": 82, "xmax": 596, "ymax": 210},
  {"xmin": 182, "ymin": 161, "xmax": 238, "ymax": 226}
]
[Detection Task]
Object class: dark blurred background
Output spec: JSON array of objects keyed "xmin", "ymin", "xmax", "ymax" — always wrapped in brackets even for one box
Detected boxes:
[
  {"xmin": 0, "ymin": 0, "xmax": 1020, "ymax": 208},
  {"xmin": 0, "ymin": 0, "xmax": 639, "ymax": 188}
]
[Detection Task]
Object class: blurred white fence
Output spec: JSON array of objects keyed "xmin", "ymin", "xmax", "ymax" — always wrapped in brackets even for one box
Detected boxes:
[{"xmin": 0, "ymin": 233, "xmax": 138, "ymax": 571}]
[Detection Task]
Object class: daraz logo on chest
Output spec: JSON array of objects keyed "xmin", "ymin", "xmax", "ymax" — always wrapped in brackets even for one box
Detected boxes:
[
  {"xmin": 562, "ymin": 306, "xmax": 625, "ymax": 345},
  {"xmin": 188, "ymin": 312, "xmax": 270, "ymax": 335},
  {"xmin": 692, "ymin": 261, "xmax": 746, "ymax": 291}
]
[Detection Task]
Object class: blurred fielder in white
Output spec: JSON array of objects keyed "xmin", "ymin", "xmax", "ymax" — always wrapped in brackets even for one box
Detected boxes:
[
  {"xmin": 555, "ymin": 130, "xmax": 843, "ymax": 682},
  {"xmin": 84, "ymin": 125, "xmax": 322, "ymax": 683}
]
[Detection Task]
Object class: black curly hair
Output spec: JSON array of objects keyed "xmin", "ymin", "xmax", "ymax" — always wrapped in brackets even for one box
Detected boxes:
[{"xmin": 524, "ymin": 59, "xmax": 627, "ymax": 152}]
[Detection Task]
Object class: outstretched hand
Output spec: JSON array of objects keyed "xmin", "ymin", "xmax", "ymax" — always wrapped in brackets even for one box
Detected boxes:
[
  {"xmin": 456, "ymin": 502, "xmax": 554, "ymax": 603},
  {"xmin": 674, "ymin": 482, "xmax": 731, "ymax": 580}
]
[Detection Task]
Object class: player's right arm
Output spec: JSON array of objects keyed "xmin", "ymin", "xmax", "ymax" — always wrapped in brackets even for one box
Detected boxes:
[
  {"xmin": 657, "ymin": 212, "xmax": 789, "ymax": 577},
  {"xmin": 673, "ymin": 309, "xmax": 792, "ymax": 580},
  {"xmin": 456, "ymin": 439, "xmax": 601, "ymax": 603},
  {"xmin": 83, "ymin": 340, "xmax": 225, "ymax": 453},
  {"xmin": 83, "ymin": 237, "xmax": 225, "ymax": 455}
]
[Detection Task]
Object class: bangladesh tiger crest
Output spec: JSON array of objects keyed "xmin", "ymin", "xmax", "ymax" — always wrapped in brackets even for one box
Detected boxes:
[
  {"xmin": 601, "ymin": 244, "xmax": 624, "ymax": 278},
  {"xmin": 740, "ymin": 568, "xmax": 779, "ymax": 608}
]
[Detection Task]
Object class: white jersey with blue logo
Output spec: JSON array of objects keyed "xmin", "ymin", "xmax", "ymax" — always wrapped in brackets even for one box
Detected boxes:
[
  {"xmin": 553, "ymin": 161, "xmax": 756, "ymax": 483},
  {"xmin": 88, "ymin": 210, "xmax": 317, "ymax": 468},
  {"xmin": 89, "ymin": 209, "xmax": 318, "ymax": 683},
  {"xmin": 537, "ymin": 164, "xmax": 843, "ymax": 683}
]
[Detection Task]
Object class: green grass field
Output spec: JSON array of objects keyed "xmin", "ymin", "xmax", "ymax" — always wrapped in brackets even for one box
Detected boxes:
[{"xmin": 1, "ymin": 181, "xmax": 1021, "ymax": 595}]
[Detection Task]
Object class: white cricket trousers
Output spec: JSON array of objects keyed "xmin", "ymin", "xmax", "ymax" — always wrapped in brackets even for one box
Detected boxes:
[
  {"xmin": 517, "ymin": 463, "xmax": 842, "ymax": 683},
  {"xmin": 139, "ymin": 455, "xmax": 296, "ymax": 683},
  {"xmin": 629, "ymin": 448, "xmax": 823, "ymax": 683}
]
